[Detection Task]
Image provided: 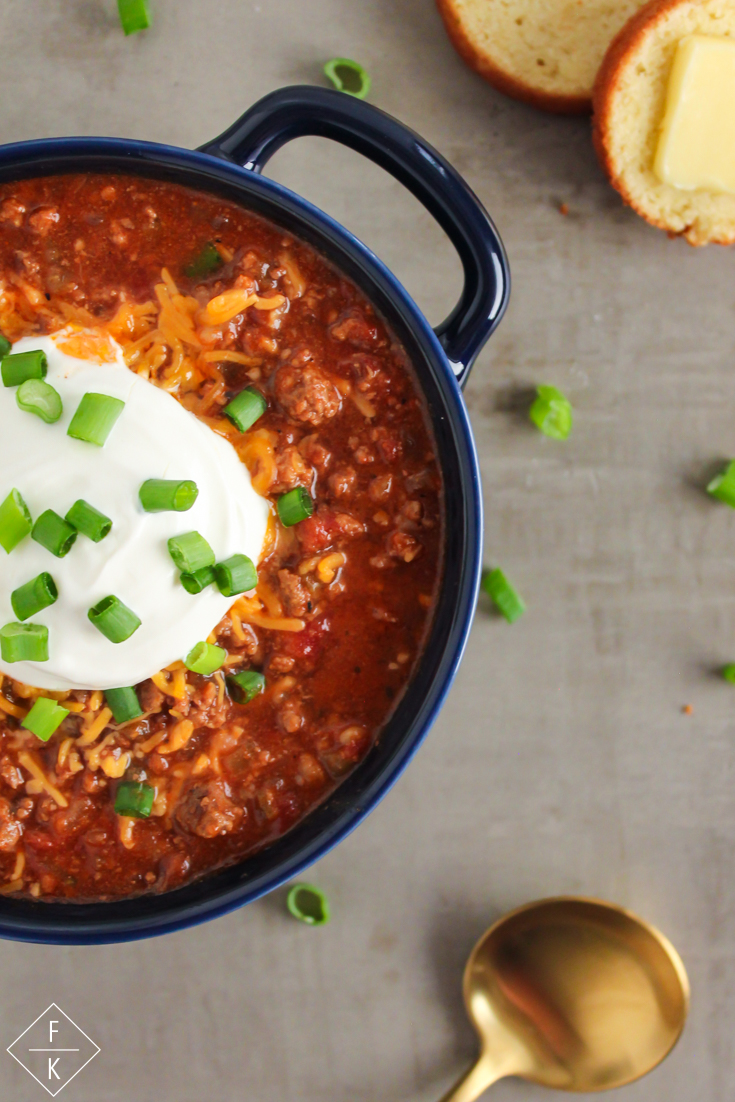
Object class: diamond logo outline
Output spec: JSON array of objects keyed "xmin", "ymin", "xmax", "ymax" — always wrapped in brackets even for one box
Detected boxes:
[{"xmin": 7, "ymin": 1002, "xmax": 100, "ymax": 1097}]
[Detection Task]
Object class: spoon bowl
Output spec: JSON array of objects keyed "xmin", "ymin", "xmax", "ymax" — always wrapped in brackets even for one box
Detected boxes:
[{"xmin": 441, "ymin": 897, "xmax": 689, "ymax": 1100}]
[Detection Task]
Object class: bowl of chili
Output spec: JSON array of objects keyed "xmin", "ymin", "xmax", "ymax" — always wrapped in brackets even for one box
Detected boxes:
[{"xmin": 0, "ymin": 86, "xmax": 508, "ymax": 942}]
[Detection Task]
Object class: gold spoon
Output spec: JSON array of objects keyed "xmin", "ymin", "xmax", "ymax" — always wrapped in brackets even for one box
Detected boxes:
[{"xmin": 440, "ymin": 896, "xmax": 689, "ymax": 1100}]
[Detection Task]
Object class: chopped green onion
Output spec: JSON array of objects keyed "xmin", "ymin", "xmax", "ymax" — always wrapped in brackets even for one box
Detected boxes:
[
  {"xmin": 708, "ymin": 461, "xmax": 735, "ymax": 507},
  {"xmin": 227, "ymin": 669, "xmax": 265, "ymax": 704},
  {"xmin": 22, "ymin": 696, "xmax": 68, "ymax": 741},
  {"xmin": 482, "ymin": 567, "xmax": 526, "ymax": 623},
  {"xmin": 88, "ymin": 596, "xmax": 141, "ymax": 643},
  {"xmin": 105, "ymin": 686, "xmax": 143, "ymax": 724},
  {"xmin": 0, "ymin": 334, "xmax": 11, "ymax": 359},
  {"xmin": 0, "ymin": 489, "xmax": 32, "ymax": 553},
  {"xmin": 287, "ymin": 883, "xmax": 330, "ymax": 926},
  {"xmin": 184, "ymin": 641, "xmax": 226, "ymax": 675},
  {"xmin": 324, "ymin": 58, "xmax": 371, "ymax": 99},
  {"xmin": 277, "ymin": 486, "xmax": 314, "ymax": 527},
  {"xmin": 224, "ymin": 387, "xmax": 267, "ymax": 433},
  {"xmin": 16, "ymin": 378, "xmax": 62, "ymax": 424},
  {"xmin": 139, "ymin": 479, "xmax": 199, "ymax": 512},
  {"xmin": 722, "ymin": 664, "xmax": 735, "ymax": 684},
  {"xmin": 180, "ymin": 565, "xmax": 217, "ymax": 594},
  {"xmin": 32, "ymin": 510, "xmax": 77, "ymax": 558},
  {"xmin": 1, "ymin": 349, "xmax": 47, "ymax": 388},
  {"xmin": 11, "ymin": 573, "xmax": 58, "ymax": 622},
  {"xmin": 0, "ymin": 622, "xmax": 49, "ymax": 663},
  {"xmin": 167, "ymin": 531, "xmax": 215, "ymax": 574},
  {"xmin": 67, "ymin": 393, "xmax": 125, "ymax": 446},
  {"xmin": 529, "ymin": 385, "xmax": 572, "ymax": 440},
  {"xmin": 65, "ymin": 499, "xmax": 112, "ymax": 542},
  {"xmin": 114, "ymin": 781, "xmax": 154, "ymax": 818},
  {"xmin": 214, "ymin": 554, "xmax": 257, "ymax": 597},
  {"xmin": 117, "ymin": 0, "xmax": 151, "ymax": 35},
  {"xmin": 184, "ymin": 242, "xmax": 223, "ymax": 280}
]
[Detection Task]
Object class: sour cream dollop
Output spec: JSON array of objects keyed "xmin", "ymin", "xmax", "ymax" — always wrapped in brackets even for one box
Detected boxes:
[{"xmin": 0, "ymin": 331, "xmax": 269, "ymax": 691}]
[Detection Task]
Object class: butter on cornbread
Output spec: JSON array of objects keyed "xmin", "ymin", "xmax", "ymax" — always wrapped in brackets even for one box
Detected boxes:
[
  {"xmin": 593, "ymin": 0, "xmax": 735, "ymax": 244},
  {"xmin": 654, "ymin": 35, "xmax": 735, "ymax": 194}
]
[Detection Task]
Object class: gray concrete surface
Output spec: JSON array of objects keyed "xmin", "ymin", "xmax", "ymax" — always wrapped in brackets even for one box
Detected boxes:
[{"xmin": 0, "ymin": 0, "xmax": 731, "ymax": 1099}]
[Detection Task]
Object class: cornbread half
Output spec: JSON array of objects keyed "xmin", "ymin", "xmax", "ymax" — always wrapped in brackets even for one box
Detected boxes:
[
  {"xmin": 436, "ymin": 0, "xmax": 650, "ymax": 113},
  {"xmin": 593, "ymin": 0, "xmax": 735, "ymax": 244}
]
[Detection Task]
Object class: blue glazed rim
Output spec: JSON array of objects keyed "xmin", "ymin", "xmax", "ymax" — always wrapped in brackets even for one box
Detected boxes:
[{"xmin": 0, "ymin": 87, "xmax": 509, "ymax": 943}]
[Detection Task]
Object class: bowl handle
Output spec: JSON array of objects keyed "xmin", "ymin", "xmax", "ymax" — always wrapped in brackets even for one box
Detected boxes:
[{"xmin": 199, "ymin": 86, "xmax": 510, "ymax": 387}]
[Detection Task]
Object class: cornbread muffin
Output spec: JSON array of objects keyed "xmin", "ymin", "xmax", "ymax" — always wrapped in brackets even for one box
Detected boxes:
[
  {"xmin": 593, "ymin": 0, "xmax": 735, "ymax": 244},
  {"xmin": 436, "ymin": 0, "xmax": 650, "ymax": 113}
]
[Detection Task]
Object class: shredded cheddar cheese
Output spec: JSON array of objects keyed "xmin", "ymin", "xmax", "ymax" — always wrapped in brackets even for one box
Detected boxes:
[
  {"xmin": 17, "ymin": 751, "xmax": 68, "ymax": 808},
  {"xmin": 0, "ymin": 695, "xmax": 26, "ymax": 720},
  {"xmin": 139, "ymin": 730, "xmax": 168, "ymax": 754},
  {"xmin": 317, "ymin": 552, "xmax": 345, "ymax": 584},
  {"xmin": 157, "ymin": 719, "xmax": 194, "ymax": 755},
  {"xmin": 118, "ymin": 816, "xmax": 136, "ymax": 850},
  {"xmin": 205, "ymin": 288, "xmax": 257, "ymax": 325},
  {"xmin": 77, "ymin": 706, "xmax": 112, "ymax": 747}
]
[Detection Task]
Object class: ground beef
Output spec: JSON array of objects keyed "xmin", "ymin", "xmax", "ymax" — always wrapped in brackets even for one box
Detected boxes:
[
  {"xmin": 0, "ymin": 756, "xmax": 23, "ymax": 790},
  {"xmin": 329, "ymin": 309, "xmax": 379, "ymax": 349},
  {"xmin": 277, "ymin": 570, "xmax": 311, "ymax": 618},
  {"xmin": 272, "ymin": 444, "xmax": 313, "ymax": 493},
  {"xmin": 274, "ymin": 362, "xmax": 341, "ymax": 425},
  {"xmin": 0, "ymin": 796, "xmax": 22, "ymax": 852},
  {"xmin": 139, "ymin": 679, "xmax": 166, "ymax": 713},
  {"xmin": 328, "ymin": 466, "xmax": 357, "ymax": 499},
  {"xmin": 175, "ymin": 780, "xmax": 243, "ymax": 839},
  {"xmin": 188, "ymin": 681, "xmax": 228, "ymax": 729}
]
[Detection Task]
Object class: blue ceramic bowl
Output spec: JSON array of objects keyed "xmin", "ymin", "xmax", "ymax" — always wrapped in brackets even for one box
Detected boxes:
[{"xmin": 0, "ymin": 87, "xmax": 509, "ymax": 943}]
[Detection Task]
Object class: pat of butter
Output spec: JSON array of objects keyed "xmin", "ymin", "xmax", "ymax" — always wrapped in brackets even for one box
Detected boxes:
[{"xmin": 654, "ymin": 34, "xmax": 735, "ymax": 194}]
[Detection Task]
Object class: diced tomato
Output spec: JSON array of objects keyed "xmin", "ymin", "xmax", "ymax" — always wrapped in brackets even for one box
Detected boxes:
[
  {"xmin": 297, "ymin": 510, "xmax": 339, "ymax": 553},
  {"xmin": 275, "ymin": 617, "xmax": 330, "ymax": 671},
  {"xmin": 22, "ymin": 830, "xmax": 56, "ymax": 851}
]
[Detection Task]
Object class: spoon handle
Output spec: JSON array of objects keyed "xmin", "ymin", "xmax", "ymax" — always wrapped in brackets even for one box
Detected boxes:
[{"xmin": 437, "ymin": 1054, "xmax": 512, "ymax": 1101}]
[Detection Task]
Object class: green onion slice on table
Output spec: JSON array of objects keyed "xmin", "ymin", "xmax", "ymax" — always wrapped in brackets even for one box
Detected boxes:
[
  {"xmin": 67, "ymin": 393, "xmax": 125, "ymax": 446},
  {"xmin": 324, "ymin": 58, "xmax": 371, "ymax": 99},
  {"xmin": 105, "ymin": 686, "xmax": 143, "ymax": 724},
  {"xmin": 529, "ymin": 385, "xmax": 572, "ymax": 440},
  {"xmin": 1, "ymin": 349, "xmax": 47, "ymax": 388},
  {"xmin": 277, "ymin": 487, "xmax": 314, "ymax": 527},
  {"xmin": 11, "ymin": 573, "xmax": 58, "ymax": 622},
  {"xmin": 115, "ymin": 781, "xmax": 154, "ymax": 817},
  {"xmin": 184, "ymin": 242, "xmax": 223, "ymax": 280},
  {"xmin": 0, "ymin": 622, "xmax": 49, "ymax": 663},
  {"xmin": 139, "ymin": 479, "xmax": 198, "ymax": 513},
  {"xmin": 65, "ymin": 499, "xmax": 112, "ymax": 542},
  {"xmin": 32, "ymin": 510, "xmax": 78, "ymax": 558},
  {"xmin": 227, "ymin": 670, "xmax": 265, "ymax": 704},
  {"xmin": 88, "ymin": 596, "xmax": 141, "ymax": 643},
  {"xmin": 0, "ymin": 334, "xmax": 11, "ymax": 360},
  {"xmin": 16, "ymin": 379, "xmax": 62, "ymax": 424},
  {"xmin": 707, "ymin": 461, "xmax": 735, "ymax": 507},
  {"xmin": 0, "ymin": 489, "xmax": 32, "ymax": 553},
  {"xmin": 117, "ymin": 0, "xmax": 151, "ymax": 35},
  {"xmin": 287, "ymin": 883, "xmax": 330, "ymax": 926},
  {"xmin": 22, "ymin": 696, "xmax": 69, "ymax": 741},
  {"xmin": 180, "ymin": 565, "xmax": 217, "ymax": 594},
  {"xmin": 482, "ymin": 568, "xmax": 526, "ymax": 623},
  {"xmin": 168, "ymin": 532, "xmax": 215, "ymax": 574},
  {"xmin": 184, "ymin": 641, "xmax": 226, "ymax": 676},
  {"xmin": 224, "ymin": 387, "xmax": 267, "ymax": 433},
  {"xmin": 214, "ymin": 554, "xmax": 257, "ymax": 597}
]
